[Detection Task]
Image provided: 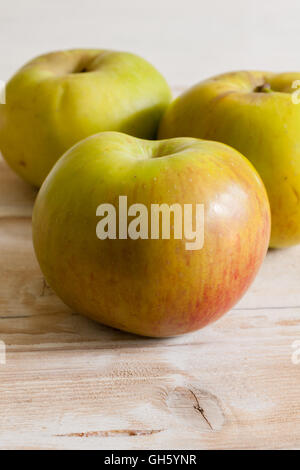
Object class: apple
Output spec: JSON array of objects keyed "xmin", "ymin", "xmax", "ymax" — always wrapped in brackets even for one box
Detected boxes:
[
  {"xmin": 158, "ymin": 71, "xmax": 300, "ymax": 248},
  {"xmin": 0, "ymin": 49, "xmax": 171, "ymax": 187},
  {"xmin": 32, "ymin": 131, "xmax": 270, "ymax": 337}
]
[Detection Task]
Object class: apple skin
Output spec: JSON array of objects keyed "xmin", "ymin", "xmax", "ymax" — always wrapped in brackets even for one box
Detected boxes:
[
  {"xmin": 158, "ymin": 71, "xmax": 300, "ymax": 248},
  {"xmin": 32, "ymin": 131, "xmax": 270, "ymax": 337},
  {"xmin": 0, "ymin": 49, "xmax": 171, "ymax": 187}
]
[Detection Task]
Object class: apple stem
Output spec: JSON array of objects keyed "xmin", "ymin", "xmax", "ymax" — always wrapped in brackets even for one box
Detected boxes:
[{"xmin": 255, "ymin": 83, "xmax": 273, "ymax": 93}]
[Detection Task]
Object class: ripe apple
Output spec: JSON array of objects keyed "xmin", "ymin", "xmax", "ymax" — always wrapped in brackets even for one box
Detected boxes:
[
  {"xmin": 158, "ymin": 71, "xmax": 300, "ymax": 248},
  {"xmin": 32, "ymin": 131, "xmax": 270, "ymax": 337},
  {"xmin": 0, "ymin": 49, "xmax": 171, "ymax": 187}
]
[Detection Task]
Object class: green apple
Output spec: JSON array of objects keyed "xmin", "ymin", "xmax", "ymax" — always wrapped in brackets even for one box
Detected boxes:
[
  {"xmin": 158, "ymin": 71, "xmax": 300, "ymax": 248},
  {"xmin": 0, "ymin": 49, "xmax": 171, "ymax": 187},
  {"xmin": 32, "ymin": 131, "xmax": 270, "ymax": 337}
]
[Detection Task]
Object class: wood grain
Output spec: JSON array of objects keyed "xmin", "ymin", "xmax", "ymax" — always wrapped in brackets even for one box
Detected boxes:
[{"xmin": 0, "ymin": 153, "xmax": 300, "ymax": 450}]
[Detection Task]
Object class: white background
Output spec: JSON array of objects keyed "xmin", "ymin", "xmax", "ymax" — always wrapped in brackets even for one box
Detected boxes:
[{"xmin": 1, "ymin": 0, "xmax": 300, "ymax": 87}]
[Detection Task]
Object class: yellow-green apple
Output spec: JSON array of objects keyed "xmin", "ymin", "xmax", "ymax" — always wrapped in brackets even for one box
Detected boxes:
[
  {"xmin": 32, "ymin": 131, "xmax": 270, "ymax": 337},
  {"xmin": 0, "ymin": 49, "xmax": 171, "ymax": 187},
  {"xmin": 158, "ymin": 71, "xmax": 300, "ymax": 248}
]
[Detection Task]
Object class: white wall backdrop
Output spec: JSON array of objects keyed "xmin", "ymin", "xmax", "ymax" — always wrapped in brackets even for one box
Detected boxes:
[{"xmin": 1, "ymin": 0, "xmax": 300, "ymax": 86}]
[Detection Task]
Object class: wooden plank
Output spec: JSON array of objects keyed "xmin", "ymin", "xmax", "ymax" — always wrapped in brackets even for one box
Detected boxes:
[{"xmin": 0, "ymin": 339, "xmax": 299, "ymax": 450}]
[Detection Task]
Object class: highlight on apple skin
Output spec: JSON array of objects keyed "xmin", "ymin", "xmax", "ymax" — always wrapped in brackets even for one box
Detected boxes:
[
  {"xmin": 0, "ymin": 49, "xmax": 172, "ymax": 187},
  {"xmin": 32, "ymin": 131, "xmax": 271, "ymax": 338},
  {"xmin": 158, "ymin": 70, "xmax": 300, "ymax": 248}
]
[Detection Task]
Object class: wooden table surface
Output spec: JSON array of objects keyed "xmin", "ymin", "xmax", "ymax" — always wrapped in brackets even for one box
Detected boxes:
[{"xmin": 0, "ymin": 147, "xmax": 300, "ymax": 450}]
